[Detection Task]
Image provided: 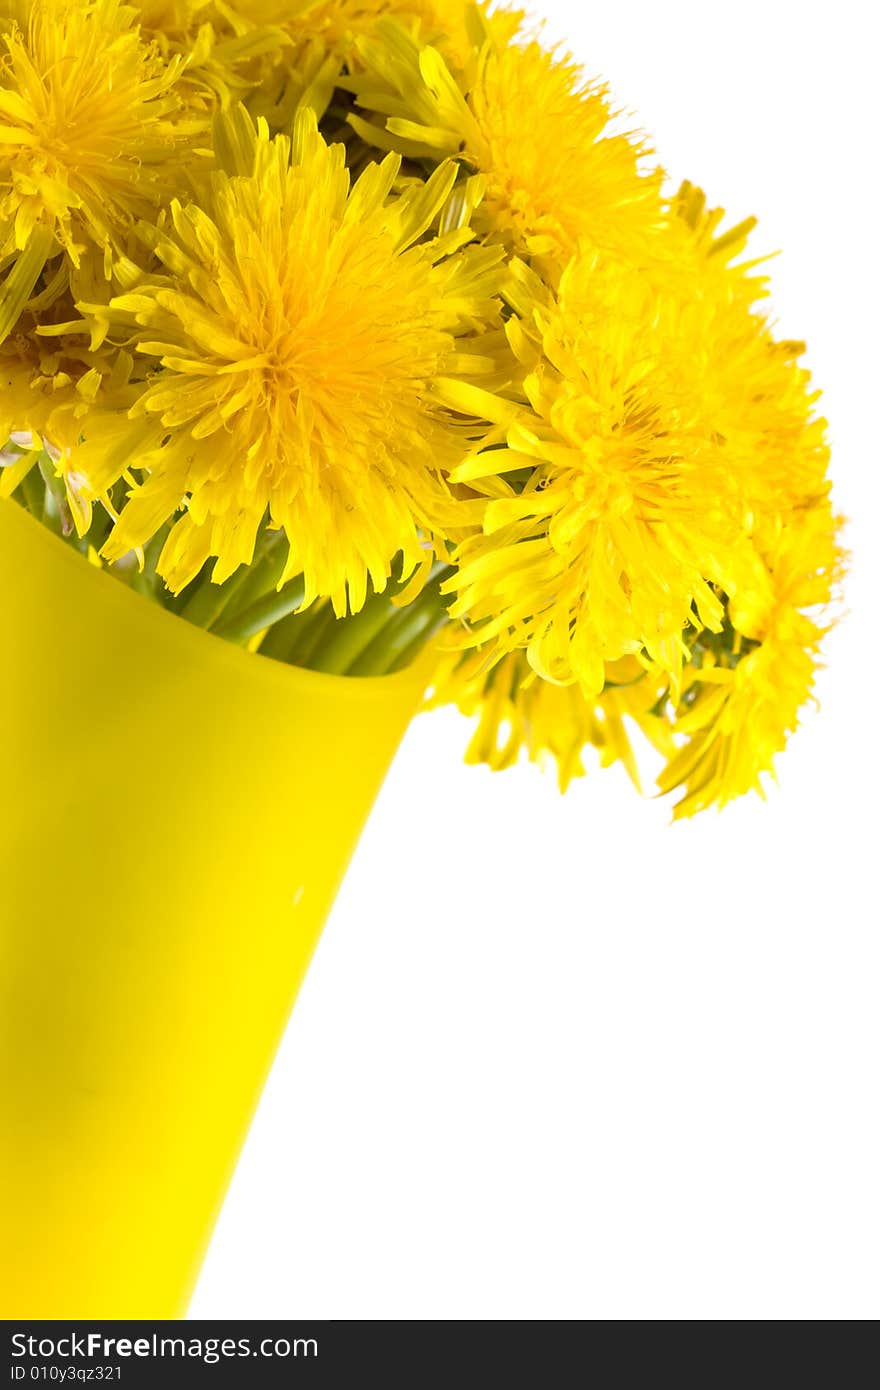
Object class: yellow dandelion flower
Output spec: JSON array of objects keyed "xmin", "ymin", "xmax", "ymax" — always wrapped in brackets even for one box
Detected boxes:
[
  {"xmin": 0, "ymin": 347, "xmax": 47, "ymax": 496},
  {"xmin": 436, "ymin": 498, "xmax": 842, "ymax": 815},
  {"xmin": 0, "ymin": 0, "xmax": 200, "ymax": 341},
  {"xmin": 0, "ymin": 343, "xmax": 53, "ymax": 456},
  {"xmin": 439, "ymin": 177, "xmax": 839, "ymax": 711},
  {"xmin": 133, "ymin": 2, "xmax": 518, "ymax": 124},
  {"xmin": 246, "ymin": 0, "xmax": 450, "ymax": 50},
  {"xmin": 662, "ymin": 182, "xmax": 837, "ymax": 647},
  {"xmin": 440, "ymin": 251, "xmax": 744, "ymax": 697},
  {"xmin": 262, "ymin": 0, "xmax": 525, "ymax": 138},
  {"xmin": 659, "ymin": 506, "xmax": 843, "ymax": 816},
  {"xmin": 348, "ymin": 23, "xmax": 661, "ymax": 261},
  {"xmin": 431, "ymin": 646, "xmax": 673, "ymax": 791},
  {"xmin": 668, "ymin": 181, "xmax": 832, "ymax": 541},
  {"xmin": 63, "ymin": 105, "xmax": 505, "ymax": 611},
  {"xmin": 0, "ymin": 298, "xmax": 142, "ymax": 520},
  {"xmin": 133, "ymin": 1, "xmax": 296, "ymax": 116},
  {"xmin": 223, "ymin": 0, "xmax": 517, "ymax": 71}
]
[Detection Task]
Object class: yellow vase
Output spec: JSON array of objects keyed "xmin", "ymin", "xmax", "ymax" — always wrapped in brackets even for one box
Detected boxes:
[{"xmin": 0, "ymin": 499, "xmax": 431, "ymax": 1319}]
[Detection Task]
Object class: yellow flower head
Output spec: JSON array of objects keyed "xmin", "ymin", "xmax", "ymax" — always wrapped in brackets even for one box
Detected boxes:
[
  {"xmin": 659, "ymin": 507, "xmax": 843, "ymax": 816},
  {"xmin": 132, "ymin": 2, "xmax": 297, "ymax": 120},
  {"xmin": 443, "ymin": 252, "xmax": 742, "ymax": 697},
  {"xmin": 436, "ymin": 491, "xmax": 842, "ymax": 817},
  {"xmin": 0, "ymin": 0, "xmax": 198, "ymax": 337},
  {"xmin": 348, "ymin": 24, "xmax": 661, "ymax": 261},
  {"xmin": 133, "ymin": 2, "xmax": 518, "ymax": 125},
  {"xmin": 66, "ymin": 106, "xmax": 504, "ymax": 610},
  {"xmin": 668, "ymin": 181, "xmax": 832, "ymax": 542},
  {"xmin": 431, "ymin": 646, "xmax": 674, "ymax": 792},
  {"xmin": 248, "ymin": 0, "xmax": 480, "ymax": 61},
  {"xmin": 440, "ymin": 180, "xmax": 840, "ymax": 716}
]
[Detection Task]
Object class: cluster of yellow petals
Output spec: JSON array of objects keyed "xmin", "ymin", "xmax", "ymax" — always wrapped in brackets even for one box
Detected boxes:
[
  {"xmin": 0, "ymin": 0, "xmax": 200, "ymax": 327},
  {"xmin": 136, "ymin": 0, "xmax": 499, "ymax": 65},
  {"xmin": 0, "ymin": 0, "xmax": 842, "ymax": 814},
  {"xmin": 430, "ymin": 646, "xmax": 674, "ymax": 793},
  {"xmin": 132, "ymin": 1, "xmax": 517, "ymax": 123},
  {"xmin": 347, "ymin": 21, "xmax": 661, "ymax": 264},
  {"xmin": 432, "ymin": 191, "xmax": 841, "ymax": 812},
  {"xmin": 70, "ymin": 106, "xmax": 504, "ymax": 610},
  {"xmin": 443, "ymin": 251, "xmax": 740, "ymax": 698}
]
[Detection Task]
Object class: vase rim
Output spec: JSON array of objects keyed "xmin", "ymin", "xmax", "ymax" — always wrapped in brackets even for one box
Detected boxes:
[{"xmin": 0, "ymin": 498, "xmax": 439, "ymax": 700}]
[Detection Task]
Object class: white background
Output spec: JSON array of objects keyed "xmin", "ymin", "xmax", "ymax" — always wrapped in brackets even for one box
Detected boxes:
[{"xmin": 191, "ymin": 0, "xmax": 878, "ymax": 1319}]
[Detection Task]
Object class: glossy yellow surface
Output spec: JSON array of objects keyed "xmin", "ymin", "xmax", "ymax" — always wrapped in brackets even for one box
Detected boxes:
[{"xmin": 0, "ymin": 500, "xmax": 430, "ymax": 1318}]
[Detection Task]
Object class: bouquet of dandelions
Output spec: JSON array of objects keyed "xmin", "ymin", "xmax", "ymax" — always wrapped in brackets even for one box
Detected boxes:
[{"xmin": 1, "ymin": 0, "xmax": 841, "ymax": 816}]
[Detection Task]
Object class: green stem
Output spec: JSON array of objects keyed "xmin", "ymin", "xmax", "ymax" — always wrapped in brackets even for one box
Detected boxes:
[
  {"xmin": 266, "ymin": 600, "xmax": 335, "ymax": 665},
  {"xmin": 18, "ymin": 464, "xmax": 45, "ymax": 518},
  {"xmin": 127, "ymin": 530, "xmax": 172, "ymax": 602},
  {"xmin": 304, "ymin": 590, "xmax": 400, "ymax": 675},
  {"xmin": 37, "ymin": 455, "xmax": 72, "ymax": 537},
  {"xmin": 385, "ymin": 607, "xmax": 449, "ymax": 674},
  {"xmin": 179, "ymin": 564, "xmax": 244, "ymax": 630},
  {"xmin": 212, "ymin": 576, "xmax": 306, "ymax": 644},
  {"xmin": 345, "ymin": 576, "xmax": 450, "ymax": 676},
  {"xmin": 256, "ymin": 605, "xmax": 314, "ymax": 661},
  {"xmin": 80, "ymin": 505, "xmax": 114, "ymax": 556},
  {"xmin": 206, "ymin": 533, "xmax": 288, "ymax": 631}
]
